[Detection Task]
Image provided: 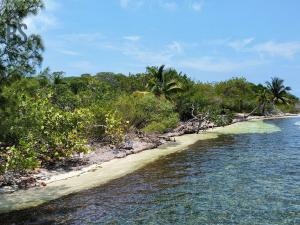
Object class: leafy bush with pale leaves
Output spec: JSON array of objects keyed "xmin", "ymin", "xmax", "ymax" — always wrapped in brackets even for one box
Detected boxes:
[
  {"xmin": 0, "ymin": 92, "xmax": 93, "ymax": 173},
  {"xmin": 104, "ymin": 111, "xmax": 128, "ymax": 144}
]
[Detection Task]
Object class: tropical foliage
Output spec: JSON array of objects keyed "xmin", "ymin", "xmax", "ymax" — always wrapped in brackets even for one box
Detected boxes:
[
  {"xmin": 0, "ymin": 0, "xmax": 44, "ymax": 85},
  {"xmin": 266, "ymin": 77, "xmax": 292, "ymax": 104},
  {"xmin": 146, "ymin": 65, "xmax": 183, "ymax": 100},
  {"xmin": 0, "ymin": 0, "xmax": 299, "ymax": 174}
]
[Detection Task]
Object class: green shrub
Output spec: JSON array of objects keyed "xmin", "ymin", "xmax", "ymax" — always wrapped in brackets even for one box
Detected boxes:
[
  {"xmin": 277, "ymin": 103, "xmax": 299, "ymax": 114},
  {"xmin": 104, "ymin": 111, "xmax": 128, "ymax": 144},
  {"xmin": 202, "ymin": 106, "xmax": 234, "ymax": 127},
  {"xmin": 143, "ymin": 113, "xmax": 179, "ymax": 133},
  {"xmin": 0, "ymin": 92, "xmax": 93, "ymax": 173},
  {"xmin": 114, "ymin": 94, "xmax": 179, "ymax": 133}
]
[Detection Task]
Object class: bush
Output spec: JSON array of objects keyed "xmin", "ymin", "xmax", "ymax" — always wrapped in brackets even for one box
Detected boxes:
[
  {"xmin": 143, "ymin": 113, "xmax": 179, "ymax": 133},
  {"xmin": 0, "ymin": 92, "xmax": 93, "ymax": 173},
  {"xmin": 277, "ymin": 103, "xmax": 299, "ymax": 114},
  {"xmin": 104, "ymin": 111, "xmax": 128, "ymax": 144},
  {"xmin": 202, "ymin": 106, "xmax": 234, "ymax": 127},
  {"xmin": 114, "ymin": 94, "xmax": 179, "ymax": 133}
]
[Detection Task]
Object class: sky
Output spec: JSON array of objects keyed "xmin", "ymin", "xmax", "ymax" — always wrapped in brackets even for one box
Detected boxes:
[{"xmin": 24, "ymin": 0, "xmax": 300, "ymax": 97}]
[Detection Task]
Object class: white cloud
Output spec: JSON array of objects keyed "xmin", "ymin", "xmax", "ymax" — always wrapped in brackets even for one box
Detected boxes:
[
  {"xmin": 24, "ymin": 14, "xmax": 57, "ymax": 34},
  {"xmin": 227, "ymin": 38, "xmax": 300, "ymax": 59},
  {"xmin": 120, "ymin": 0, "xmax": 144, "ymax": 9},
  {"xmin": 252, "ymin": 41, "xmax": 300, "ymax": 59},
  {"xmin": 120, "ymin": 0, "xmax": 203, "ymax": 12},
  {"xmin": 228, "ymin": 38, "xmax": 254, "ymax": 51},
  {"xmin": 191, "ymin": 1, "xmax": 204, "ymax": 12},
  {"xmin": 43, "ymin": 0, "xmax": 60, "ymax": 11},
  {"xmin": 160, "ymin": 1, "xmax": 178, "ymax": 11},
  {"xmin": 97, "ymin": 37, "xmax": 264, "ymax": 71},
  {"xmin": 167, "ymin": 41, "xmax": 183, "ymax": 53},
  {"xmin": 60, "ymin": 32, "xmax": 105, "ymax": 43},
  {"xmin": 123, "ymin": 41, "xmax": 187, "ymax": 65},
  {"xmin": 179, "ymin": 57, "xmax": 261, "ymax": 72},
  {"xmin": 123, "ymin": 35, "xmax": 141, "ymax": 41},
  {"xmin": 98, "ymin": 40, "xmax": 183, "ymax": 66},
  {"xmin": 23, "ymin": 0, "xmax": 59, "ymax": 34},
  {"xmin": 125, "ymin": 49, "xmax": 173, "ymax": 65},
  {"xmin": 120, "ymin": 0, "xmax": 130, "ymax": 8},
  {"xmin": 119, "ymin": 44, "xmax": 173, "ymax": 65},
  {"xmin": 58, "ymin": 49, "xmax": 80, "ymax": 56}
]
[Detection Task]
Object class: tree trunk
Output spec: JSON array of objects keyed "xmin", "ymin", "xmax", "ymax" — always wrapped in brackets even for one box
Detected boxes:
[
  {"xmin": 261, "ymin": 102, "xmax": 266, "ymax": 115},
  {"xmin": 246, "ymin": 105, "xmax": 260, "ymax": 118}
]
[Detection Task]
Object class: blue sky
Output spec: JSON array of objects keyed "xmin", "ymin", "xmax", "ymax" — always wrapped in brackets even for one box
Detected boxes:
[{"xmin": 25, "ymin": 0, "xmax": 300, "ymax": 96}]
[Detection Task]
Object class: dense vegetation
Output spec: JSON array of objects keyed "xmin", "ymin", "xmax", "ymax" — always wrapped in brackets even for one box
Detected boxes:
[{"xmin": 0, "ymin": 1, "xmax": 299, "ymax": 174}]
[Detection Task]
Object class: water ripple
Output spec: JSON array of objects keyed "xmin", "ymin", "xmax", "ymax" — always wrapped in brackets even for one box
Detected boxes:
[{"xmin": 1, "ymin": 118, "xmax": 299, "ymax": 225}]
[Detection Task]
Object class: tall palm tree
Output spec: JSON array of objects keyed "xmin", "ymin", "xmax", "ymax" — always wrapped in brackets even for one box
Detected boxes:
[
  {"xmin": 146, "ymin": 65, "xmax": 183, "ymax": 100},
  {"xmin": 266, "ymin": 77, "xmax": 291, "ymax": 104}
]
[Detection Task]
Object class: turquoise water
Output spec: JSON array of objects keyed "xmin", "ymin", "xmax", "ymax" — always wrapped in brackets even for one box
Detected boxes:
[{"xmin": 1, "ymin": 118, "xmax": 300, "ymax": 224}]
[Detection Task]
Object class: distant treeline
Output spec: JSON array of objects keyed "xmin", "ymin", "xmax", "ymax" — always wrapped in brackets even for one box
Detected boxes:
[{"xmin": 0, "ymin": 66, "xmax": 298, "ymax": 173}]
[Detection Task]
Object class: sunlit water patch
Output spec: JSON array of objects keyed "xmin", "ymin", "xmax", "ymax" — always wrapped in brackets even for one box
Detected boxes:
[
  {"xmin": 2, "ymin": 119, "xmax": 299, "ymax": 225},
  {"xmin": 212, "ymin": 120, "xmax": 281, "ymax": 134}
]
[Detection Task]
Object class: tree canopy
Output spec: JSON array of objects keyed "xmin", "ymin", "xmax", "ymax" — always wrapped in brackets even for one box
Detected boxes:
[{"xmin": 0, "ymin": 0, "xmax": 44, "ymax": 85}]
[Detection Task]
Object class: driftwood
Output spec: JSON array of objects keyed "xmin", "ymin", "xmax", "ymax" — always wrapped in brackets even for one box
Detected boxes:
[{"xmin": 189, "ymin": 104, "xmax": 210, "ymax": 133}]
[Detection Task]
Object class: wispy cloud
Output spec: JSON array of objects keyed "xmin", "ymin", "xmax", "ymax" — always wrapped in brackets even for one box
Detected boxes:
[
  {"xmin": 124, "ymin": 47, "xmax": 173, "ymax": 65},
  {"xmin": 119, "ymin": 0, "xmax": 203, "ymax": 12},
  {"xmin": 228, "ymin": 38, "xmax": 300, "ymax": 59},
  {"xmin": 23, "ymin": 0, "xmax": 60, "ymax": 34},
  {"xmin": 60, "ymin": 32, "xmax": 105, "ymax": 44},
  {"xmin": 95, "ymin": 37, "xmax": 265, "ymax": 72},
  {"xmin": 120, "ymin": 0, "xmax": 130, "ymax": 8},
  {"xmin": 190, "ymin": 0, "xmax": 204, "ymax": 12},
  {"xmin": 228, "ymin": 38, "xmax": 254, "ymax": 51},
  {"xmin": 56, "ymin": 30, "xmax": 300, "ymax": 75},
  {"xmin": 114, "ymin": 43, "xmax": 174, "ymax": 65},
  {"xmin": 160, "ymin": 1, "xmax": 178, "ymax": 11},
  {"xmin": 178, "ymin": 57, "xmax": 262, "ymax": 72},
  {"xmin": 97, "ymin": 40, "xmax": 180, "ymax": 65},
  {"xmin": 251, "ymin": 41, "xmax": 300, "ymax": 59},
  {"xmin": 43, "ymin": 0, "xmax": 60, "ymax": 11},
  {"xmin": 119, "ymin": 0, "xmax": 144, "ymax": 9},
  {"xmin": 58, "ymin": 49, "xmax": 80, "ymax": 56},
  {"xmin": 123, "ymin": 35, "xmax": 141, "ymax": 41},
  {"xmin": 167, "ymin": 41, "xmax": 183, "ymax": 53}
]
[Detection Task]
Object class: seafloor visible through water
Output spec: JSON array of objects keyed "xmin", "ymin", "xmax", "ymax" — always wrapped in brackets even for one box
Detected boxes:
[{"xmin": 1, "ymin": 118, "xmax": 299, "ymax": 224}]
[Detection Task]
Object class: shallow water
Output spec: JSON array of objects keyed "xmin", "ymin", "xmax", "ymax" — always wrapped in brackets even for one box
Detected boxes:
[{"xmin": 1, "ymin": 118, "xmax": 299, "ymax": 224}]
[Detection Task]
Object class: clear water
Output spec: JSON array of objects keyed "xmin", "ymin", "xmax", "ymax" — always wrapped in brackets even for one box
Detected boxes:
[{"xmin": 1, "ymin": 118, "xmax": 300, "ymax": 225}]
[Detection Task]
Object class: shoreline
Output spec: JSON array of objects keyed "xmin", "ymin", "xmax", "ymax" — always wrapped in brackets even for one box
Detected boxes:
[
  {"xmin": 1, "ymin": 113, "xmax": 299, "ymax": 192},
  {"xmin": 42, "ymin": 114, "xmax": 300, "ymax": 186},
  {"xmin": 39, "ymin": 114, "xmax": 300, "ymax": 184},
  {"xmin": 0, "ymin": 114, "xmax": 299, "ymax": 213}
]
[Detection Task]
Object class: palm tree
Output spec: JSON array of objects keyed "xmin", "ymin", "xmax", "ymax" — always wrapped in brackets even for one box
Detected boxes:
[
  {"xmin": 257, "ymin": 89, "xmax": 270, "ymax": 115},
  {"xmin": 266, "ymin": 77, "xmax": 291, "ymax": 104},
  {"xmin": 247, "ymin": 89, "xmax": 270, "ymax": 117},
  {"xmin": 146, "ymin": 65, "xmax": 183, "ymax": 100}
]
